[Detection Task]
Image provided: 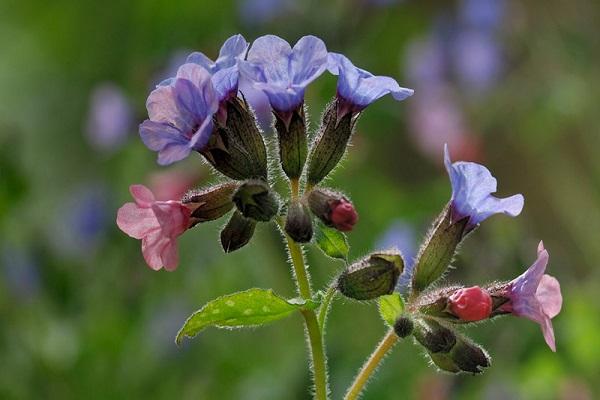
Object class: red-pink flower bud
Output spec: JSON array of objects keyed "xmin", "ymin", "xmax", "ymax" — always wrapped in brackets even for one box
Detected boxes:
[
  {"xmin": 448, "ymin": 286, "xmax": 492, "ymax": 322},
  {"xmin": 330, "ymin": 199, "xmax": 358, "ymax": 232}
]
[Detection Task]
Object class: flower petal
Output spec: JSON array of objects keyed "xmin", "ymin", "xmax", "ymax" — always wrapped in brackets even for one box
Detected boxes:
[
  {"xmin": 290, "ymin": 35, "xmax": 328, "ymax": 87},
  {"xmin": 161, "ymin": 238, "xmax": 180, "ymax": 271},
  {"xmin": 116, "ymin": 203, "xmax": 159, "ymax": 239},
  {"xmin": 245, "ymin": 35, "xmax": 292, "ymax": 85},
  {"xmin": 537, "ymin": 274, "xmax": 562, "ymax": 319},
  {"xmin": 540, "ymin": 315, "xmax": 557, "ymax": 352},
  {"xmin": 217, "ymin": 34, "xmax": 248, "ymax": 67},
  {"xmin": 130, "ymin": 184, "xmax": 155, "ymax": 207},
  {"xmin": 141, "ymin": 231, "xmax": 171, "ymax": 270}
]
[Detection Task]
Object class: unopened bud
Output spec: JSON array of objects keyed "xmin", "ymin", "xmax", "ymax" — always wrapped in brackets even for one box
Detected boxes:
[
  {"xmin": 182, "ymin": 182, "xmax": 238, "ymax": 226},
  {"xmin": 307, "ymin": 99, "xmax": 355, "ymax": 185},
  {"xmin": 337, "ymin": 251, "xmax": 403, "ymax": 300},
  {"xmin": 220, "ymin": 211, "xmax": 256, "ymax": 253},
  {"xmin": 284, "ymin": 201, "xmax": 313, "ymax": 243},
  {"xmin": 274, "ymin": 106, "xmax": 307, "ymax": 180},
  {"xmin": 393, "ymin": 316, "xmax": 414, "ymax": 338},
  {"xmin": 413, "ymin": 318, "xmax": 456, "ymax": 354},
  {"xmin": 232, "ymin": 180, "xmax": 279, "ymax": 222},
  {"xmin": 448, "ymin": 286, "xmax": 492, "ymax": 322},
  {"xmin": 308, "ymin": 188, "xmax": 358, "ymax": 232},
  {"xmin": 411, "ymin": 204, "xmax": 468, "ymax": 293},
  {"xmin": 450, "ymin": 337, "xmax": 490, "ymax": 374}
]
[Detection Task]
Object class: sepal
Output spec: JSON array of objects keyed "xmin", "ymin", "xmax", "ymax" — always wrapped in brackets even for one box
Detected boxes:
[{"xmin": 337, "ymin": 251, "xmax": 403, "ymax": 300}]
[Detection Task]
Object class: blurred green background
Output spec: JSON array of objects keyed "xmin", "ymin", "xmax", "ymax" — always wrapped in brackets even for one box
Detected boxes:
[{"xmin": 1, "ymin": 0, "xmax": 598, "ymax": 399}]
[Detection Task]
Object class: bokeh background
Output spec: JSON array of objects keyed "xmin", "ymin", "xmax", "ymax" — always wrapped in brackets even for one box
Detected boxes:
[{"xmin": 1, "ymin": 0, "xmax": 598, "ymax": 398}]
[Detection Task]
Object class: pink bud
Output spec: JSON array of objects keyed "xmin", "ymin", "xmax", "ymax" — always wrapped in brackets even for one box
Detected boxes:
[
  {"xmin": 329, "ymin": 199, "xmax": 358, "ymax": 232},
  {"xmin": 448, "ymin": 286, "xmax": 492, "ymax": 322}
]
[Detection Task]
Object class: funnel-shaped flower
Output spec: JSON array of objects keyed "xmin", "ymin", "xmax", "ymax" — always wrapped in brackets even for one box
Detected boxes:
[
  {"xmin": 185, "ymin": 34, "xmax": 249, "ymax": 101},
  {"xmin": 117, "ymin": 185, "xmax": 191, "ymax": 271},
  {"xmin": 238, "ymin": 35, "xmax": 328, "ymax": 122},
  {"xmin": 500, "ymin": 242, "xmax": 562, "ymax": 351},
  {"xmin": 444, "ymin": 144, "xmax": 524, "ymax": 230},
  {"xmin": 327, "ymin": 52, "xmax": 414, "ymax": 118},
  {"xmin": 140, "ymin": 64, "xmax": 218, "ymax": 165}
]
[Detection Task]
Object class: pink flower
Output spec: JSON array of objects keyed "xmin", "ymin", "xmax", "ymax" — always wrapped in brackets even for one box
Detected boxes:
[
  {"xmin": 500, "ymin": 241, "xmax": 563, "ymax": 351},
  {"xmin": 330, "ymin": 199, "xmax": 358, "ymax": 232},
  {"xmin": 116, "ymin": 185, "xmax": 191, "ymax": 271},
  {"xmin": 449, "ymin": 286, "xmax": 493, "ymax": 322}
]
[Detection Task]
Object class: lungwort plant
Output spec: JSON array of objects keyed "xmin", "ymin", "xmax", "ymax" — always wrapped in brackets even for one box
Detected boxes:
[{"xmin": 117, "ymin": 34, "xmax": 563, "ymax": 399}]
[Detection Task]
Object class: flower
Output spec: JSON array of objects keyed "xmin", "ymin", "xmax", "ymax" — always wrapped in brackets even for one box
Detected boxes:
[
  {"xmin": 139, "ymin": 64, "xmax": 218, "ymax": 165},
  {"xmin": 185, "ymin": 34, "xmax": 249, "ymax": 101},
  {"xmin": 116, "ymin": 185, "xmax": 192, "ymax": 271},
  {"xmin": 238, "ymin": 34, "xmax": 328, "ymax": 123},
  {"xmin": 85, "ymin": 83, "xmax": 133, "ymax": 152},
  {"xmin": 448, "ymin": 286, "xmax": 493, "ymax": 322},
  {"xmin": 327, "ymin": 52, "xmax": 414, "ymax": 118},
  {"xmin": 499, "ymin": 242, "xmax": 562, "ymax": 351},
  {"xmin": 444, "ymin": 144, "xmax": 524, "ymax": 230}
]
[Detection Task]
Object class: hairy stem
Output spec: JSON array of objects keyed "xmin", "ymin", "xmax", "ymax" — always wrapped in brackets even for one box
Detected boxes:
[
  {"xmin": 317, "ymin": 285, "xmax": 336, "ymax": 331},
  {"xmin": 283, "ymin": 229, "xmax": 329, "ymax": 399},
  {"xmin": 344, "ymin": 328, "xmax": 398, "ymax": 400}
]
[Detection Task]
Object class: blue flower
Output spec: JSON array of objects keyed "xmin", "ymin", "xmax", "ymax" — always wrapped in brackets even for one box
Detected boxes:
[
  {"xmin": 238, "ymin": 35, "xmax": 328, "ymax": 123},
  {"xmin": 140, "ymin": 63, "xmax": 218, "ymax": 165},
  {"xmin": 327, "ymin": 52, "xmax": 414, "ymax": 118},
  {"xmin": 185, "ymin": 34, "xmax": 249, "ymax": 101},
  {"xmin": 444, "ymin": 144, "xmax": 524, "ymax": 229}
]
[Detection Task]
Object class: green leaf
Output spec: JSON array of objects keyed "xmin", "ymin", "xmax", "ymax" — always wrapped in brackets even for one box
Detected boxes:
[
  {"xmin": 176, "ymin": 288, "xmax": 311, "ymax": 344},
  {"xmin": 378, "ymin": 293, "xmax": 405, "ymax": 326},
  {"xmin": 314, "ymin": 222, "xmax": 349, "ymax": 260}
]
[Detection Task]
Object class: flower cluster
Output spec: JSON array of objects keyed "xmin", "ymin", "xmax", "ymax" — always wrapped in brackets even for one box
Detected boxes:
[{"xmin": 116, "ymin": 33, "xmax": 562, "ymax": 396}]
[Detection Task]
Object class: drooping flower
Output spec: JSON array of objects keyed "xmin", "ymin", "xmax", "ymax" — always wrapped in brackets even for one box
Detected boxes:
[
  {"xmin": 139, "ymin": 64, "xmax": 218, "ymax": 165},
  {"xmin": 184, "ymin": 34, "xmax": 249, "ymax": 101},
  {"xmin": 238, "ymin": 34, "xmax": 328, "ymax": 123},
  {"xmin": 444, "ymin": 144, "xmax": 524, "ymax": 230},
  {"xmin": 116, "ymin": 185, "xmax": 192, "ymax": 271},
  {"xmin": 327, "ymin": 52, "xmax": 414, "ymax": 119},
  {"xmin": 448, "ymin": 286, "xmax": 493, "ymax": 322},
  {"xmin": 498, "ymin": 242, "xmax": 562, "ymax": 351}
]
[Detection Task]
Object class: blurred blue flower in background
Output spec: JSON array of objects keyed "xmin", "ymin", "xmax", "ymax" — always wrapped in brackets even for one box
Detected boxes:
[
  {"xmin": 85, "ymin": 83, "xmax": 133, "ymax": 153},
  {"xmin": 1, "ymin": 245, "xmax": 41, "ymax": 301},
  {"xmin": 376, "ymin": 220, "xmax": 416, "ymax": 292},
  {"xmin": 237, "ymin": 0, "xmax": 297, "ymax": 25}
]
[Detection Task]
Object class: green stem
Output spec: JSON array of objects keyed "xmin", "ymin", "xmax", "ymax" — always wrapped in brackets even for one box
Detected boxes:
[
  {"xmin": 284, "ymin": 233, "xmax": 329, "ymax": 399},
  {"xmin": 317, "ymin": 285, "xmax": 336, "ymax": 331},
  {"xmin": 344, "ymin": 328, "xmax": 398, "ymax": 400}
]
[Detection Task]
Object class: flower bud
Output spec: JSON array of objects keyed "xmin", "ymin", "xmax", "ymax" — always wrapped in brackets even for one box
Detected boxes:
[
  {"xmin": 200, "ymin": 124, "xmax": 266, "ymax": 181},
  {"xmin": 448, "ymin": 286, "xmax": 492, "ymax": 322},
  {"xmin": 274, "ymin": 106, "xmax": 307, "ymax": 180},
  {"xmin": 411, "ymin": 204, "xmax": 468, "ymax": 294},
  {"xmin": 307, "ymin": 99, "xmax": 355, "ymax": 185},
  {"xmin": 182, "ymin": 182, "xmax": 238, "ymax": 226},
  {"xmin": 284, "ymin": 200, "xmax": 313, "ymax": 243},
  {"xmin": 449, "ymin": 337, "xmax": 490, "ymax": 374},
  {"xmin": 337, "ymin": 251, "xmax": 403, "ymax": 300},
  {"xmin": 413, "ymin": 318, "xmax": 456, "ymax": 354},
  {"xmin": 232, "ymin": 180, "xmax": 279, "ymax": 222},
  {"xmin": 220, "ymin": 211, "xmax": 256, "ymax": 253},
  {"xmin": 307, "ymin": 188, "xmax": 358, "ymax": 232},
  {"xmin": 393, "ymin": 315, "xmax": 414, "ymax": 338}
]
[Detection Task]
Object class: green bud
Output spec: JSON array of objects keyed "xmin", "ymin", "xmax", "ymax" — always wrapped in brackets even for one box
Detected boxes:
[
  {"xmin": 307, "ymin": 99, "xmax": 355, "ymax": 185},
  {"xmin": 411, "ymin": 204, "xmax": 468, "ymax": 294},
  {"xmin": 220, "ymin": 211, "xmax": 256, "ymax": 253},
  {"xmin": 393, "ymin": 315, "xmax": 414, "ymax": 338},
  {"xmin": 284, "ymin": 200, "xmax": 313, "ymax": 243},
  {"xmin": 450, "ymin": 337, "xmax": 490, "ymax": 374},
  {"xmin": 428, "ymin": 352, "xmax": 461, "ymax": 373},
  {"xmin": 337, "ymin": 251, "xmax": 404, "ymax": 300},
  {"xmin": 274, "ymin": 106, "xmax": 307, "ymax": 180},
  {"xmin": 413, "ymin": 318, "xmax": 456, "ymax": 354},
  {"xmin": 232, "ymin": 180, "xmax": 279, "ymax": 222},
  {"xmin": 182, "ymin": 182, "xmax": 238, "ymax": 226},
  {"xmin": 224, "ymin": 97, "xmax": 268, "ymax": 178}
]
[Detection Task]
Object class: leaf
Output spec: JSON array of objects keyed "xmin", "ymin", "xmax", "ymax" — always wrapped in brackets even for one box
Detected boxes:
[
  {"xmin": 314, "ymin": 222, "xmax": 349, "ymax": 260},
  {"xmin": 378, "ymin": 293, "xmax": 404, "ymax": 326},
  {"xmin": 176, "ymin": 288, "xmax": 312, "ymax": 344}
]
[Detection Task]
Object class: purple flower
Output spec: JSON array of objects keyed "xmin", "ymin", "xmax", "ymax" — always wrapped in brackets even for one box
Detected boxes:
[
  {"xmin": 139, "ymin": 63, "xmax": 218, "ymax": 165},
  {"xmin": 499, "ymin": 242, "xmax": 562, "ymax": 351},
  {"xmin": 444, "ymin": 144, "xmax": 523, "ymax": 230},
  {"xmin": 185, "ymin": 34, "xmax": 249, "ymax": 101},
  {"xmin": 327, "ymin": 52, "xmax": 414, "ymax": 118},
  {"xmin": 238, "ymin": 35, "xmax": 328, "ymax": 123},
  {"xmin": 85, "ymin": 83, "xmax": 133, "ymax": 153}
]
